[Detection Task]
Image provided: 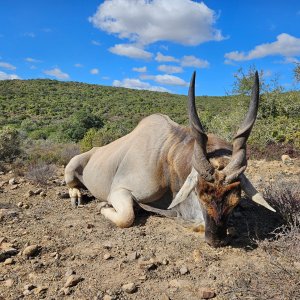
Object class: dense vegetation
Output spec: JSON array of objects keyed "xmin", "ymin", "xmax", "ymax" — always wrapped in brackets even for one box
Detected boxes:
[{"xmin": 0, "ymin": 76, "xmax": 299, "ymax": 163}]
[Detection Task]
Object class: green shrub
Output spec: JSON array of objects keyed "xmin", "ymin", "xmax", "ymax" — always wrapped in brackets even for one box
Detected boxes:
[{"xmin": 0, "ymin": 127, "xmax": 22, "ymax": 161}]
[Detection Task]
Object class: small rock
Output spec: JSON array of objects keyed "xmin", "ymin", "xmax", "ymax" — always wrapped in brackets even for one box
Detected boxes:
[
  {"xmin": 9, "ymin": 178, "xmax": 16, "ymax": 185},
  {"xmin": 23, "ymin": 204, "xmax": 30, "ymax": 209},
  {"xmin": 0, "ymin": 243, "xmax": 18, "ymax": 262},
  {"xmin": 103, "ymin": 295, "xmax": 113, "ymax": 300},
  {"xmin": 64, "ymin": 275, "xmax": 83, "ymax": 287},
  {"xmin": 23, "ymin": 289, "xmax": 32, "ymax": 296},
  {"xmin": 87, "ymin": 223, "xmax": 94, "ymax": 229},
  {"xmin": 40, "ymin": 191, "xmax": 47, "ymax": 197},
  {"xmin": 103, "ymin": 241, "xmax": 112, "ymax": 249},
  {"xmin": 281, "ymin": 154, "xmax": 293, "ymax": 165},
  {"xmin": 162, "ymin": 258, "xmax": 169, "ymax": 265},
  {"xmin": 122, "ymin": 282, "xmax": 137, "ymax": 294},
  {"xmin": 26, "ymin": 190, "xmax": 34, "ymax": 197},
  {"xmin": 198, "ymin": 288, "xmax": 216, "ymax": 299},
  {"xmin": 23, "ymin": 245, "xmax": 40, "ymax": 258},
  {"xmin": 65, "ymin": 269, "xmax": 76, "ymax": 277},
  {"xmin": 128, "ymin": 251, "xmax": 138, "ymax": 261},
  {"xmin": 179, "ymin": 266, "xmax": 189, "ymax": 275},
  {"xmin": 24, "ymin": 284, "xmax": 36, "ymax": 291},
  {"xmin": 103, "ymin": 253, "xmax": 112, "ymax": 260},
  {"xmin": 34, "ymin": 286, "xmax": 48, "ymax": 295},
  {"xmin": 17, "ymin": 201, "xmax": 24, "ymax": 208},
  {"xmin": 34, "ymin": 188, "xmax": 43, "ymax": 195},
  {"xmin": 4, "ymin": 279, "xmax": 14, "ymax": 287},
  {"xmin": 4, "ymin": 258, "xmax": 14, "ymax": 265},
  {"xmin": 60, "ymin": 287, "xmax": 71, "ymax": 295},
  {"xmin": 10, "ymin": 185, "xmax": 18, "ymax": 190}
]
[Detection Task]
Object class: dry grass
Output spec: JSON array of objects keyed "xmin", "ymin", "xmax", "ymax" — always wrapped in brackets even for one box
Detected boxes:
[
  {"xmin": 263, "ymin": 179, "xmax": 300, "ymax": 226},
  {"xmin": 25, "ymin": 161, "xmax": 56, "ymax": 185}
]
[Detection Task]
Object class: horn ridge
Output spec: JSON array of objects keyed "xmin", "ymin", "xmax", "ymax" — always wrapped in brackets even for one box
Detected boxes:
[
  {"xmin": 223, "ymin": 71, "xmax": 260, "ymax": 183},
  {"xmin": 188, "ymin": 71, "xmax": 214, "ymax": 181}
]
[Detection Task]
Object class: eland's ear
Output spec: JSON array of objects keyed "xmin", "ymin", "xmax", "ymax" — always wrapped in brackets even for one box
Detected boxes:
[
  {"xmin": 168, "ymin": 168, "xmax": 199, "ymax": 209},
  {"xmin": 239, "ymin": 174, "xmax": 276, "ymax": 212}
]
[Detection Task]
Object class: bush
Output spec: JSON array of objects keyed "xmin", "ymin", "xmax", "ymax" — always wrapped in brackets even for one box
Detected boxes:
[
  {"xmin": 263, "ymin": 179, "xmax": 300, "ymax": 227},
  {"xmin": 0, "ymin": 127, "xmax": 22, "ymax": 161},
  {"xmin": 26, "ymin": 161, "xmax": 56, "ymax": 185}
]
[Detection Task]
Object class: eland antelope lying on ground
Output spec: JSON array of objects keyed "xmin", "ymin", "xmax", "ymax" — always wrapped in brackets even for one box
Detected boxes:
[{"xmin": 65, "ymin": 71, "xmax": 275, "ymax": 247}]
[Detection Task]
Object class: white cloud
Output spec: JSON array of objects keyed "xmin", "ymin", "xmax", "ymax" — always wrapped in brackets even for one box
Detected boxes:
[
  {"xmin": 23, "ymin": 32, "xmax": 36, "ymax": 38},
  {"xmin": 0, "ymin": 71, "xmax": 20, "ymax": 80},
  {"xmin": 225, "ymin": 33, "xmax": 300, "ymax": 62},
  {"xmin": 90, "ymin": 68, "xmax": 99, "ymax": 75},
  {"xmin": 109, "ymin": 44, "xmax": 152, "ymax": 59},
  {"xmin": 113, "ymin": 78, "xmax": 169, "ymax": 92},
  {"xmin": 0, "ymin": 62, "xmax": 16, "ymax": 70},
  {"xmin": 155, "ymin": 52, "xmax": 179, "ymax": 62},
  {"xmin": 25, "ymin": 57, "xmax": 42, "ymax": 63},
  {"xmin": 43, "ymin": 68, "xmax": 70, "ymax": 80},
  {"xmin": 132, "ymin": 66, "xmax": 147, "ymax": 72},
  {"xmin": 142, "ymin": 74, "xmax": 188, "ymax": 86},
  {"xmin": 89, "ymin": 0, "xmax": 223, "ymax": 46},
  {"xmin": 74, "ymin": 63, "xmax": 83, "ymax": 68},
  {"xmin": 279, "ymin": 56, "xmax": 300, "ymax": 64},
  {"xmin": 157, "ymin": 65, "xmax": 183, "ymax": 74},
  {"xmin": 91, "ymin": 40, "xmax": 101, "ymax": 46},
  {"xmin": 181, "ymin": 55, "xmax": 209, "ymax": 68}
]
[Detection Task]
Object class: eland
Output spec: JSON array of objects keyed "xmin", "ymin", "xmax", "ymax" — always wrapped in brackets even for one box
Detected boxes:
[{"xmin": 65, "ymin": 71, "xmax": 275, "ymax": 247}]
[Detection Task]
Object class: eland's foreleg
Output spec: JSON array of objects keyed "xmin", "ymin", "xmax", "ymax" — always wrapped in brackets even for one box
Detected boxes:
[
  {"xmin": 101, "ymin": 189, "xmax": 135, "ymax": 228},
  {"xmin": 69, "ymin": 188, "xmax": 83, "ymax": 207}
]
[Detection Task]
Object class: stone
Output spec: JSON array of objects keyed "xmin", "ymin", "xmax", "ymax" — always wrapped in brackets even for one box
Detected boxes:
[
  {"xmin": 103, "ymin": 241, "xmax": 112, "ymax": 249},
  {"xmin": 4, "ymin": 279, "xmax": 14, "ymax": 287},
  {"xmin": 198, "ymin": 288, "xmax": 216, "ymax": 299},
  {"xmin": 26, "ymin": 190, "xmax": 34, "ymax": 197},
  {"xmin": 34, "ymin": 188, "xmax": 43, "ymax": 195},
  {"xmin": 65, "ymin": 269, "xmax": 76, "ymax": 277},
  {"xmin": 17, "ymin": 201, "xmax": 24, "ymax": 208},
  {"xmin": 4, "ymin": 258, "xmax": 14, "ymax": 265},
  {"xmin": 24, "ymin": 284, "xmax": 36, "ymax": 291},
  {"xmin": 40, "ymin": 191, "xmax": 47, "ymax": 197},
  {"xmin": 23, "ymin": 245, "xmax": 40, "ymax": 258},
  {"xmin": 8, "ymin": 178, "xmax": 16, "ymax": 185},
  {"xmin": 23, "ymin": 204, "xmax": 30, "ymax": 209},
  {"xmin": 179, "ymin": 265, "xmax": 189, "ymax": 275},
  {"xmin": 64, "ymin": 275, "xmax": 83, "ymax": 287},
  {"xmin": 34, "ymin": 286, "xmax": 48, "ymax": 295},
  {"xmin": 128, "ymin": 251, "xmax": 138, "ymax": 261},
  {"xmin": 103, "ymin": 295, "xmax": 113, "ymax": 300},
  {"xmin": 281, "ymin": 154, "xmax": 293, "ymax": 165},
  {"xmin": 0, "ymin": 243, "xmax": 18, "ymax": 262},
  {"xmin": 122, "ymin": 282, "xmax": 137, "ymax": 294},
  {"xmin": 103, "ymin": 253, "xmax": 112, "ymax": 260}
]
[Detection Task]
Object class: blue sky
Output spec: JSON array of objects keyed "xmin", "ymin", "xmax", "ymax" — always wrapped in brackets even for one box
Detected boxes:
[{"xmin": 0, "ymin": 0, "xmax": 299, "ymax": 95}]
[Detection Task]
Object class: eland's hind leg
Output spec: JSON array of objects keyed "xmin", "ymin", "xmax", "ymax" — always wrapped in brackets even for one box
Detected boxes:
[{"xmin": 101, "ymin": 189, "xmax": 135, "ymax": 228}]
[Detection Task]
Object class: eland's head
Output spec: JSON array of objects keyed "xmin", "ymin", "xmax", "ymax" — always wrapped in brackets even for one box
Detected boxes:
[{"xmin": 169, "ymin": 71, "xmax": 275, "ymax": 247}]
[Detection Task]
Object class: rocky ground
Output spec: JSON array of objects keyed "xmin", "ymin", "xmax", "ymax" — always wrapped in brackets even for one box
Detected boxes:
[{"xmin": 0, "ymin": 159, "xmax": 299, "ymax": 300}]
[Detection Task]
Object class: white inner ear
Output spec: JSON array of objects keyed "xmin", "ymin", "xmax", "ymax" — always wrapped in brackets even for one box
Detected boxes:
[
  {"xmin": 168, "ymin": 167, "xmax": 199, "ymax": 209},
  {"xmin": 239, "ymin": 174, "xmax": 276, "ymax": 212}
]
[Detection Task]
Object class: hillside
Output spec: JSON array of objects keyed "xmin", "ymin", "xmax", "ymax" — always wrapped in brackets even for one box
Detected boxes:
[{"xmin": 0, "ymin": 79, "xmax": 299, "ymax": 157}]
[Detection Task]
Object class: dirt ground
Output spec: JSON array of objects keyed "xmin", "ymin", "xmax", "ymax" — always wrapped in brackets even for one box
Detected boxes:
[{"xmin": 0, "ymin": 159, "xmax": 299, "ymax": 300}]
